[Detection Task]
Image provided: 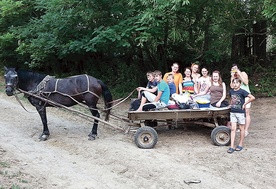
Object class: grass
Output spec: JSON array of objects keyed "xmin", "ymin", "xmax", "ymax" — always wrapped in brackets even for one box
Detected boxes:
[
  {"xmin": 0, "ymin": 152, "xmax": 29, "ymax": 189},
  {"xmin": 0, "ymin": 164, "xmax": 29, "ymax": 189},
  {"xmin": 250, "ymin": 68, "xmax": 276, "ymax": 97},
  {"xmin": 0, "ymin": 161, "xmax": 10, "ymax": 168}
]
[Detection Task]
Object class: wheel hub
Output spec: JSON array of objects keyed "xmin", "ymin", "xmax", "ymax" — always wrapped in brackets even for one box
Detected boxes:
[{"xmin": 143, "ymin": 136, "xmax": 149, "ymax": 142}]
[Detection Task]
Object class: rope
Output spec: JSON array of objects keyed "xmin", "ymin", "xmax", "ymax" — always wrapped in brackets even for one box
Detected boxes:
[
  {"xmin": 38, "ymin": 88, "xmax": 136, "ymax": 112},
  {"xmin": 14, "ymin": 73, "xmax": 137, "ymax": 115},
  {"xmin": 17, "ymin": 88, "xmax": 126, "ymax": 132},
  {"xmin": 16, "ymin": 87, "xmax": 137, "ymax": 114},
  {"xmin": 104, "ymin": 88, "xmax": 137, "ymax": 111},
  {"xmin": 14, "ymin": 92, "xmax": 37, "ymax": 113}
]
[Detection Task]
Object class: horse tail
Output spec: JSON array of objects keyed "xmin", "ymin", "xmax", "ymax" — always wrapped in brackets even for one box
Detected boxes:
[{"xmin": 97, "ymin": 79, "xmax": 113, "ymax": 121}]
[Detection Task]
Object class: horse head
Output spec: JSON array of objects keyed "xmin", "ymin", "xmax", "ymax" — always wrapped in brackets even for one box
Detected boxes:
[{"xmin": 4, "ymin": 67, "xmax": 18, "ymax": 96}]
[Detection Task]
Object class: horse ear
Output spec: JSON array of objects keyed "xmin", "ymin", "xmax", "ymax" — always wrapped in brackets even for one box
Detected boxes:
[{"xmin": 3, "ymin": 66, "xmax": 17, "ymax": 72}]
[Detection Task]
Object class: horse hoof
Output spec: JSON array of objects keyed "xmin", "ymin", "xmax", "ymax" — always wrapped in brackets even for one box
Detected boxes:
[
  {"xmin": 88, "ymin": 134, "xmax": 97, "ymax": 140},
  {"xmin": 39, "ymin": 134, "xmax": 49, "ymax": 141}
]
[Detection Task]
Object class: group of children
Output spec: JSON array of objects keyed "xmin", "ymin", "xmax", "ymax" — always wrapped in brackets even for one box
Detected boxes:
[{"xmin": 134, "ymin": 62, "xmax": 255, "ymax": 154}]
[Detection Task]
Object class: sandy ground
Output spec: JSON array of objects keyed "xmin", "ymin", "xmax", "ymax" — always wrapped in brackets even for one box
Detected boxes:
[{"xmin": 0, "ymin": 82, "xmax": 276, "ymax": 188}]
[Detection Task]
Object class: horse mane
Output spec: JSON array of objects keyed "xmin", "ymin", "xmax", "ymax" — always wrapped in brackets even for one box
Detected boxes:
[
  {"xmin": 17, "ymin": 69, "xmax": 48, "ymax": 91},
  {"xmin": 18, "ymin": 69, "xmax": 47, "ymax": 83}
]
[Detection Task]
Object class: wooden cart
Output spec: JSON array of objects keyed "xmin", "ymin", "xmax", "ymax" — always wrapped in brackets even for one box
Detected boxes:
[
  {"xmin": 14, "ymin": 89, "xmax": 231, "ymax": 149},
  {"xmin": 128, "ymin": 107, "xmax": 231, "ymax": 149}
]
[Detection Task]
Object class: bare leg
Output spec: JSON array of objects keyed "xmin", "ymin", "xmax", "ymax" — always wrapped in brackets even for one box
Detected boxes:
[
  {"xmin": 230, "ymin": 122, "xmax": 237, "ymax": 149},
  {"xmin": 136, "ymin": 96, "xmax": 147, "ymax": 111},
  {"xmin": 238, "ymin": 124, "xmax": 245, "ymax": 147},
  {"xmin": 244, "ymin": 108, "xmax": 251, "ymax": 136},
  {"xmin": 137, "ymin": 90, "xmax": 141, "ymax": 99},
  {"xmin": 227, "ymin": 121, "xmax": 231, "ymax": 129}
]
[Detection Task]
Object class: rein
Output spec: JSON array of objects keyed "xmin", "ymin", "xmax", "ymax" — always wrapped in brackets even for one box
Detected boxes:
[
  {"xmin": 105, "ymin": 88, "xmax": 136, "ymax": 110},
  {"xmin": 14, "ymin": 92, "xmax": 37, "ymax": 113},
  {"xmin": 16, "ymin": 87, "xmax": 137, "ymax": 113}
]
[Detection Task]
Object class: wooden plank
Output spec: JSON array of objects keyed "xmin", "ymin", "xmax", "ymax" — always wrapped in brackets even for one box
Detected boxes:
[{"xmin": 128, "ymin": 108, "xmax": 230, "ymax": 121}]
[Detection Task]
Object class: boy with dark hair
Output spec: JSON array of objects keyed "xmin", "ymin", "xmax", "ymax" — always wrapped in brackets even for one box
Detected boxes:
[
  {"xmin": 136, "ymin": 71, "xmax": 158, "ymax": 99},
  {"xmin": 230, "ymin": 64, "xmax": 252, "ymax": 137},
  {"xmin": 130, "ymin": 71, "xmax": 158, "ymax": 111},
  {"xmin": 136, "ymin": 70, "xmax": 170, "ymax": 111},
  {"xmin": 227, "ymin": 78, "xmax": 255, "ymax": 154}
]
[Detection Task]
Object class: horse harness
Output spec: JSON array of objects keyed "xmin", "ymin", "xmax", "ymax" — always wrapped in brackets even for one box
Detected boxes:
[
  {"xmin": 19, "ymin": 74, "xmax": 101, "ymax": 110},
  {"xmin": 31, "ymin": 75, "xmax": 53, "ymax": 94},
  {"xmin": 31, "ymin": 74, "xmax": 100, "ymax": 99}
]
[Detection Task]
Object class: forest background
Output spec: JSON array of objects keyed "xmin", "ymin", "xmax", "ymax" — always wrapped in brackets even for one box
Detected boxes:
[{"xmin": 0, "ymin": 0, "xmax": 275, "ymax": 98}]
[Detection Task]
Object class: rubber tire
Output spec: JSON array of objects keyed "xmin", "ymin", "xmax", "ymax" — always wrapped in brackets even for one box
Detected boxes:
[
  {"xmin": 211, "ymin": 126, "xmax": 231, "ymax": 146},
  {"xmin": 134, "ymin": 126, "xmax": 158, "ymax": 149}
]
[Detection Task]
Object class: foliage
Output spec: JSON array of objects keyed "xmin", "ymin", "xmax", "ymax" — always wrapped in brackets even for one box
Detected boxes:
[
  {"xmin": 110, "ymin": 63, "xmax": 141, "ymax": 98},
  {"xmin": 251, "ymin": 74, "xmax": 276, "ymax": 97},
  {"xmin": 263, "ymin": 0, "xmax": 276, "ymax": 22},
  {"xmin": 0, "ymin": 0, "xmax": 275, "ymax": 97},
  {"xmin": 250, "ymin": 61, "xmax": 276, "ymax": 97}
]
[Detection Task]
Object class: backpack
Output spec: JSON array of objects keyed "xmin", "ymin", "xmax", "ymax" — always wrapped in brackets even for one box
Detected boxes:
[{"xmin": 129, "ymin": 99, "xmax": 141, "ymax": 111}]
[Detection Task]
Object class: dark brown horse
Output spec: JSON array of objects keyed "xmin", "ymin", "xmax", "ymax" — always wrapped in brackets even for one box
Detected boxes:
[{"xmin": 4, "ymin": 67, "xmax": 113, "ymax": 141}]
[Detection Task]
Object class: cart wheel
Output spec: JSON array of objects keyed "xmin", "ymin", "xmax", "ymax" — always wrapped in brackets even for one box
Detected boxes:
[
  {"xmin": 211, "ymin": 126, "xmax": 231, "ymax": 146},
  {"xmin": 134, "ymin": 126, "xmax": 158, "ymax": 149}
]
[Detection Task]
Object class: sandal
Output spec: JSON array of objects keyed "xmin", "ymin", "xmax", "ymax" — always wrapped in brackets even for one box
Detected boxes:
[
  {"xmin": 235, "ymin": 145, "xmax": 243, "ymax": 151},
  {"xmin": 227, "ymin": 148, "xmax": 235, "ymax": 154}
]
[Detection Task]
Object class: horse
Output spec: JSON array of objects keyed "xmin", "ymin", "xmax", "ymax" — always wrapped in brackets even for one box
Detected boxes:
[{"xmin": 4, "ymin": 67, "xmax": 113, "ymax": 141}]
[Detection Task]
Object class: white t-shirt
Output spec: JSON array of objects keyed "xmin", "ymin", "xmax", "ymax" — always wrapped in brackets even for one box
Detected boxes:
[{"xmin": 197, "ymin": 76, "xmax": 211, "ymax": 94}]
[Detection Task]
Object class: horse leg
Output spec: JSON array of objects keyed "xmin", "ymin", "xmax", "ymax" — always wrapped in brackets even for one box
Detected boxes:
[
  {"xmin": 88, "ymin": 108, "xmax": 100, "ymax": 140},
  {"xmin": 36, "ymin": 106, "xmax": 50, "ymax": 141}
]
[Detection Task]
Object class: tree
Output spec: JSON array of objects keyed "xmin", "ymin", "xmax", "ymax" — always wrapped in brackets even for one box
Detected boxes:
[
  {"xmin": 0, "ymin": 0, "xmax": 274, "ymax": 97},
  {"xmin": 263, "ymin": 0, "xmax": 276, "ymax": 22},
  {"xmin": 0, "ymin": 0, "xmax": 37, "ymax": 66}
]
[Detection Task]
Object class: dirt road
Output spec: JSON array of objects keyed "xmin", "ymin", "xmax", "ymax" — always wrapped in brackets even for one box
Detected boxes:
[{"xmin": 0, "ymin": 90, "xmax": 275, "ymax": 189}]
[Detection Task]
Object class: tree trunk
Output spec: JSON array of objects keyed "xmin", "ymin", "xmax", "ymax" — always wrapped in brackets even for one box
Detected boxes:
[
  {"xmin": 253, "ymin": 20, "xmax": 267, "ymax": 64},
  {"xmin": 232, "ymin": 28, "xmax": 250, "ymax": 58}
]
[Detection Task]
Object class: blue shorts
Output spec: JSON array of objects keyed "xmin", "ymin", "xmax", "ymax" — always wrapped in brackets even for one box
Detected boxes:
[{"xmin": 230, "ymin": 112, "xmax": 245, "ymax": 125}]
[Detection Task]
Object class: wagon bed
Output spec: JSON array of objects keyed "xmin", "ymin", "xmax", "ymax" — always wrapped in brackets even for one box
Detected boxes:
[
  {"xmin": 127, "ymin": 107, "xmax": 231, "ymax": 149},
  {"xmin": 128, "ymin": 107, "xmax": 230, "ymax": 122}
]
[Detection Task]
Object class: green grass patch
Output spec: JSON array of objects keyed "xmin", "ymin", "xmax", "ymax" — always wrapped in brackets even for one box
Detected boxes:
[{"xmin": 0, "ymin": 161, "xmax": 10, "ymax": 168}]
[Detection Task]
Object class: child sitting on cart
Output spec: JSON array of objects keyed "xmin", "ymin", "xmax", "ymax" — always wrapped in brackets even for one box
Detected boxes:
[
  {"xmin": 129, "ymin": 71, "xmax": 158, "ymax": 111},
  {"xmin": 136, "ymin": 71, "xmax": 158, "ymax": 99},
  {"xmin": 136, "ymin": 70, "xmax": 170, "ymax": 111}
]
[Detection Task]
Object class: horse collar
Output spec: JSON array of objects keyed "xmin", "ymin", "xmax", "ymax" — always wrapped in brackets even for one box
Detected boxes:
[{"xmin": 31, "ymin": 75, "xmax": 54, "ymax": 94}]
